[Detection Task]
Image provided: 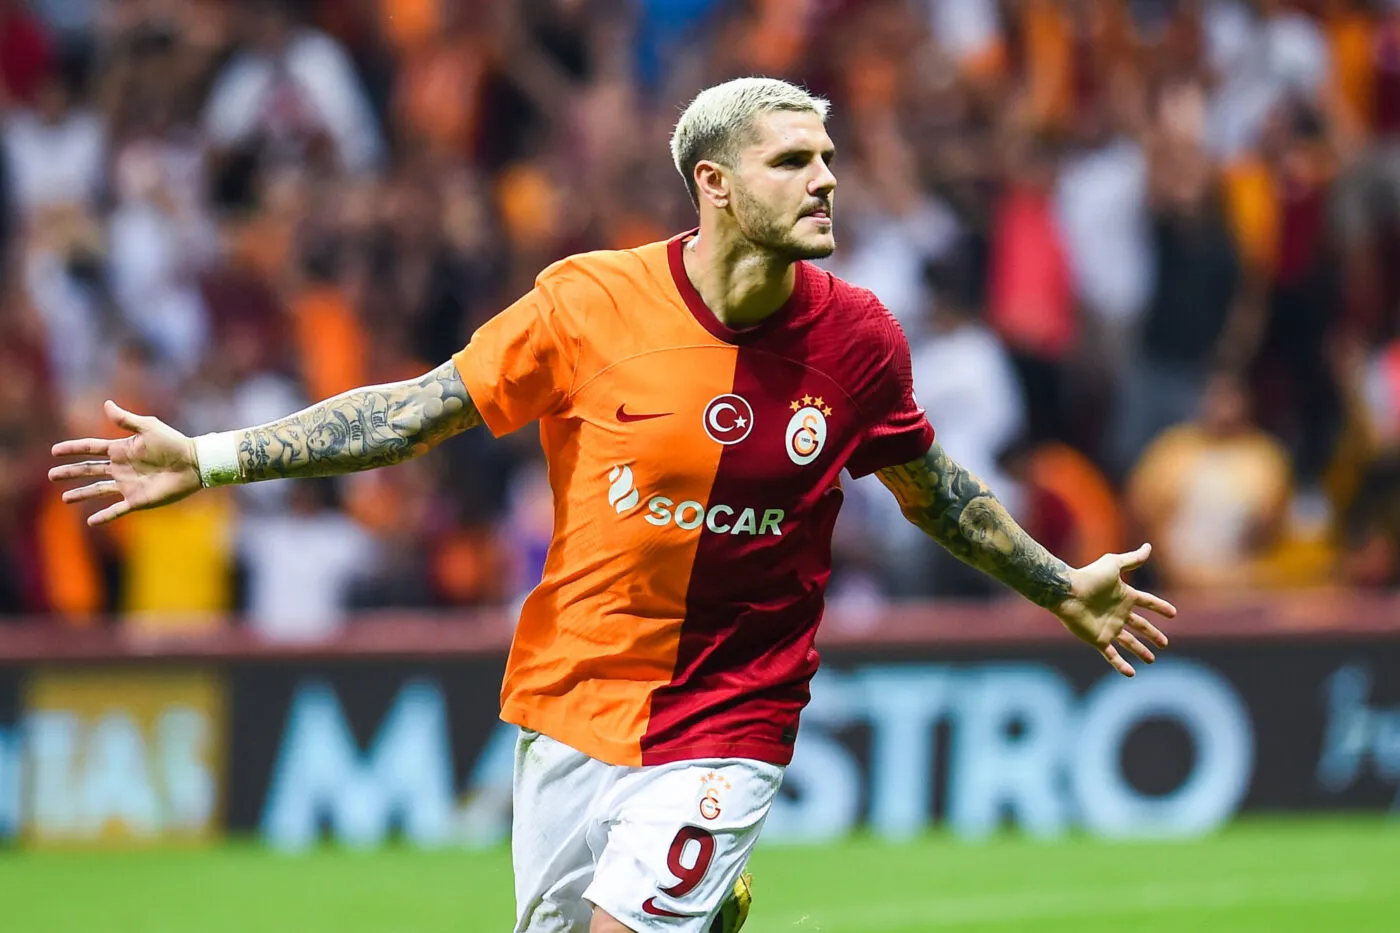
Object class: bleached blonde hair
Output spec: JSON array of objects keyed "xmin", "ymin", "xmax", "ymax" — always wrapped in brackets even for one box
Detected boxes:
[{"xmin": 670, "ymin": 77, "xmax": 831, "ymax": 208}]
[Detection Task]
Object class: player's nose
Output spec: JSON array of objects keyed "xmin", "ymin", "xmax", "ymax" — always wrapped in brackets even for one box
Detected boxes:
[{"xmin": 810, "ymin": 162, "xmax": 836, "ymax": 196}]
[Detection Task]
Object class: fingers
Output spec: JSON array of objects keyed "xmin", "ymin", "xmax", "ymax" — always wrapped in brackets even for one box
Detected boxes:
[
  {"xmin": 1116, "ymin": 542, "xmax": 1152, "ymax": 572},
  {"xmin": 88, "ymin": 499, "xmax": 132, "ymax": 526},
  {"xmin": 104, "ymin": 399, "xmax": 149, "ymax": 433},
  {"xmin": 1115, "ymin": 629, "xmax": 1156, "ymax": 665},
  {"xmin": 1132, "ymin": 587, "xmax": 1178, "ymax": 620},
  {"xmin": 48, "ymin": 460, "xmax": 112, "ymax": 482},
  {"xmin": 59, "ymin": 480, "xmax": 132, "ymax": 524},
  {"xmin": 61, "ymin": 480, "xmax": 122, "ymax": 505},
  {"xmin": 51, "ymin": 438, "xmax": 113, "ymax": 458},
  {"xmin": 53, "ymin": 400, "xmax": 150, "ymax": 457},
  {"xmin": 1100, "ymin": 642, "xmax": 1135, "ymax": 678},
  {"xmin": 1127, "ymin": 612, "xmax": 1170, "ymax": 648}
]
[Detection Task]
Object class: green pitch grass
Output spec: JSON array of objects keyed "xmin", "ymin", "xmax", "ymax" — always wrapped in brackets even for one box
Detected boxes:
[{"xmin": 2, "ymin": 817, "xmax": 1397, "ymax": 932}]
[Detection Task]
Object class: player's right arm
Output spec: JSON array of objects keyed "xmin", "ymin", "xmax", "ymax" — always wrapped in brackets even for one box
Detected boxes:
[
  {"xmin": 49, "ymin": 360, "xmax": 482, "ymax": 526},
  {"xmin": 54, "ymin": 259, "xmax": 581, "ymax": 526}
]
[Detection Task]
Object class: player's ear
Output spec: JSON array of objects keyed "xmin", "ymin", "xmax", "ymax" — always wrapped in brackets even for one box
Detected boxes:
[{"xmin": 694, "ymin": 160, "xmax": 730, "ymax": 210}]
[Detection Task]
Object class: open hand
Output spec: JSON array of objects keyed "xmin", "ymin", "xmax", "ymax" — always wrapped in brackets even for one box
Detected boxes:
[
  {"xmin": 48, "ymin": 400, "xmax": 202, "ymax": 526},
  {"xmin": 1052, "ymin": 543, "xmax": 1176, "ymax": 677}
]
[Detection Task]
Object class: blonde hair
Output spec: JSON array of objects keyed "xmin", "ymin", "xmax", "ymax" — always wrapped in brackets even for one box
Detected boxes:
[{"xmin": 670, "ymin": 77, "xmax": 831, "ymax": 208}]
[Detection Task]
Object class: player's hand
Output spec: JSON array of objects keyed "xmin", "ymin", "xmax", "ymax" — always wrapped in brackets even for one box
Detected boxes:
[
  {"xmin": 48, "ymin": 400, "xmax": 202, "ymax": 526},
  {"xmin": 1051, "ymin": 543, "xmax": 1175, "ymax": 677}
]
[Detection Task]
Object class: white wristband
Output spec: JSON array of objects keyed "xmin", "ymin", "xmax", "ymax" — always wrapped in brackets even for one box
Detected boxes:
[{"xmin": 193, "ymin": 432, "xmax": 244, "ymax": 488}]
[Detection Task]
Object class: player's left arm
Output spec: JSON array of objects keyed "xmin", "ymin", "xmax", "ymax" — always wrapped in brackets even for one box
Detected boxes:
[{"xmin": 875, "ymin": 440, "xmax": 1176, "ymax": 676}]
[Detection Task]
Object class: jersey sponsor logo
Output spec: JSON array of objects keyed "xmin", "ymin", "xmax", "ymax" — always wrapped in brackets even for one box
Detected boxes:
[
  {"xmin": 616, "ymin": 403, "xmax": 671, "ymax": 423},
  {"xmin": 607, "ymin": 465, "xmax": 785, "ymax": 534},
  {"xmin": 644, "ymin": 497, "xmax": 784, "ymax": 536},
  {"xmin": 786, "ymin": 396, "xmax": 831, "ymax": 466},
  {"xmin": 641, "ymin": 898, "xmax": 686, "ymax": 918},
  {"xmin": 607, "ymin": 465, "xmax": 640, "ymax": 514},
  {"xmin": 703, "ymin": 394, "xmax": 754, "ymax": 445}
]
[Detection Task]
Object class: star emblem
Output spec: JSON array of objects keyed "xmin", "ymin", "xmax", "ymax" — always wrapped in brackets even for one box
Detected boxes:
[
  {"xmin": 734, "ymin": 416, "xmax": 747, "ymax": 428},
  {"xmin": 813, "ymin": 397, "xmax": 825, "ymax": 408},
  {"xmin": 801, "ymin": 394, "xmax": 813, "ymax": 406},
  {"xmin": 822, "ymin": 405, "xmax": 833, "ymax": 417},
  {"xmin": 790, "ymin": 400, "xmax": 801, "ymax": 412}
]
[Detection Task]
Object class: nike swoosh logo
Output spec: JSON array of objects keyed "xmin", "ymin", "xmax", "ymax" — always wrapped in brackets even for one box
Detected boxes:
[
  {"xmin": 617, "ymin": 404, "xmax": 672, "ymax": 423},
  {"xmin": 641, "ymin": 898, "xmax": 687, "ymax": 918}
]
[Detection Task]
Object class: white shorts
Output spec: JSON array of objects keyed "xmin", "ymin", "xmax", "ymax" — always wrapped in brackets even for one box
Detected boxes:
[{"xmin": 511, "ymin": 728, "xmax": 785, "ymax": 933}]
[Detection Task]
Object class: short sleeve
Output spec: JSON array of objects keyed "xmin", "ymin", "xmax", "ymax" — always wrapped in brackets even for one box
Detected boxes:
[
  {"xmin": 844, "ymin": 310, "xmax": 936, "ymax": 478},
  {"xmin": 452, "ymin": 284, "xmax": 577, "ymax": 437}
]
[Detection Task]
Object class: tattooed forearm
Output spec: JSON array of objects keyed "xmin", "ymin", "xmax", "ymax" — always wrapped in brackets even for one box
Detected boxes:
[
  {"xmin": 235, "ymin": 360, "xmax": 483, "ymax": 482},
  {"xmin": 876, "ymin": 442, "xmax": 1073, "ymax": 609}
]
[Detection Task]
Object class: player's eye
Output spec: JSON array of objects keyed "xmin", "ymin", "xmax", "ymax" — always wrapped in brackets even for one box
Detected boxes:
[{"xmin": 778, "ymin": 155, "xmax": 807, "ymax": 168}]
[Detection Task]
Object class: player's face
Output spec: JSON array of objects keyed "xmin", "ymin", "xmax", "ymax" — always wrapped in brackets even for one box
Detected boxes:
[{"xmin": 731, "ymin": 110, "xmax": 837, "ymax": 261}]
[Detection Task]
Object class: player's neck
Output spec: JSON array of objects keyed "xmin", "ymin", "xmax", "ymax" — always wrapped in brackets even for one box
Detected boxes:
[{"xmin": 682, "ymin": 230, "xmax": 797, "ymax": 330}]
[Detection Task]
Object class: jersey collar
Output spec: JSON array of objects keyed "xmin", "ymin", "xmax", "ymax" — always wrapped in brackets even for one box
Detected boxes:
[{"xmin": 667, "ymin": 229, "xmax": 812, "ymax": 345}]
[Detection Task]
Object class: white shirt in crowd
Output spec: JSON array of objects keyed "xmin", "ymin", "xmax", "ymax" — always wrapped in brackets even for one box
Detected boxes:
[
  {"xmin": 927, "ymin": 0, "xmax": 1001, "ymax": 65},
  {"xmin": 2, "ymin": 107, "xmax": 106, "ymax": 217},
  {"xmin": 910, "ymin": 321, "xmax": 1027, "ymax": 515},
  {"xmin": 202, "ymin": 28, "xmax": 384, "ymax": 174},
  {"xmin": 1204, "ymin": 0, "xmax": 1329, "ymax": 160},
  {"xmin": 238, "ymin": 512, "xmax": 376, "ymax": 643},
  {"xmin": 108, "ymin": 143, "xmax": 218, "ymax": 378},
  {"xmin": 1054, "ymin": 137, "xmax": 1152, "ymax": 326},
  {"xmin": 22, "ymin": 247, "xmax": 104, "ymax": 403}
]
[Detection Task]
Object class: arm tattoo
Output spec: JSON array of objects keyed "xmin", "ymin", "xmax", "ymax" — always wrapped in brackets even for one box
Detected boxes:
[
  {"xmin": 236, "ymin": 360, "xmax": 483, "ymax": 482},
  {"xmin": 876, "ymin": 441, "xmax": 1073, "ymax": 609}
]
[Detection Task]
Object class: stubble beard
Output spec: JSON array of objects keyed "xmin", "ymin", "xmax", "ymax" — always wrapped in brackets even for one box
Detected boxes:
[{"xmin": 732, "ymin": 185, "xmax": 835, "ymax": 262}]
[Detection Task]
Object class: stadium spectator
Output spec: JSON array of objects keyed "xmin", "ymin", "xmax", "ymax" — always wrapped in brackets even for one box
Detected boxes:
[
  {"xmin": 0, "ymin": 0, "xmax": 55, "ymax": 106},
  {"xmin": 17, "ymin": 0, "xmax": 1400, "ymax": 623},
  {"xmin": 107, "ymin": 142, "xmax": 215, "ymax": 378},
  {"xmin": 237, "ymin": 477, "xmax": 374, "ymax": 641},
  {"xmin": 1053, "ymin": 69, "xmax": 1152, "ymax": 394},
  {"xmin": 1114, "ymin": 76, "xmax": 1246, "ymax": 476},
  {"xmin": 2, "ymin": 65, "xmax": 104, "ymax": 221},
  {"xmin": 987, "ymin": 129, "xmax": 1077, "ymax": 446},
  {"xmin": 1243, "ymin": 98, "xmax": 1347, "ymax": 487},
  {"xmin": 202, "ymin": 0, "xmax": 383, "ymax": 176},
  {"xmin": 1204, "ymin": 0, "xmax": 1331, "ymax": 162},
  {"xmin": 1127, "ymin": 370, "xmax": 1293, "ymax": 591}
]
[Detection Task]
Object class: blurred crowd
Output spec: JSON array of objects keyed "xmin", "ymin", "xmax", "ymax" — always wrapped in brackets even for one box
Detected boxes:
[{"xmin": 8, "ymin": 0, "xmax": 1400, "ymax": 637}]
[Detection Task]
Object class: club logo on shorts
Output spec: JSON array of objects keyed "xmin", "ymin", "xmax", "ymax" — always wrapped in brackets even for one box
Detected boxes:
[
  {"xmin": 699, "ymin": 771, "xmax": 732, "ymax": 821},
  {"xmin": 786, "ymin": 395, "xmax": 832, "ymax": 466},
  {"xmin": 703, "ymin": 394, "xmax": 754, "ymax": 445}
]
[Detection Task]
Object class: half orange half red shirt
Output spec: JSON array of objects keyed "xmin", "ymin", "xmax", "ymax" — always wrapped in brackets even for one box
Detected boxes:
[{"xmin": 453, "ymin": 231, "xmax": 934, "ymax": 767}]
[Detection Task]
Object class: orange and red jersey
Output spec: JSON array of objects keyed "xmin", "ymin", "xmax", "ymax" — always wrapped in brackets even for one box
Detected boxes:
[{"xmin": 454, "ymin": 231, "xmax": 933, "ymax": 767}]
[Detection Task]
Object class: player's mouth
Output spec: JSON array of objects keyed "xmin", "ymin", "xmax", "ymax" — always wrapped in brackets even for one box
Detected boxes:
[{"xmin": 802, "ymin": 207, "xmax": 831, "ymax": 224}]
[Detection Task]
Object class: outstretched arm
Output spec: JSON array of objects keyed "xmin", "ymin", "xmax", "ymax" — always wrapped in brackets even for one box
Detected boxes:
[
  {"xmin": 234, "ymin": 360, "xmax": 481, "ymax": 481},
  {"xmin": 876, "ymin": 441, "xmax": 1073, "ymax": 609},
  {"xmin": 50, "ymin": 360, "xmax": 482, "ymax": 525},
  {"xmin": 876, "ymin": 441, "xmax": 1176, "ymax": 676}
]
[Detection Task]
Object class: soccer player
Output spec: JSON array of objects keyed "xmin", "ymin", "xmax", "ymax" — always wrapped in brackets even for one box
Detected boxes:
[{"xmin": 50, "ymin": 78, "xmax": 1175, "ymax": 933}]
